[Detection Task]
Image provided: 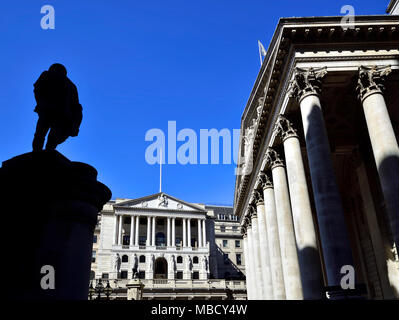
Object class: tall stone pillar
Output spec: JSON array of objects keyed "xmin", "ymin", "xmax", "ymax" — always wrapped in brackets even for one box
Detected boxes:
[
  {"xmin": 146, "ymin": 216, "xmax": 151, "ymax": 246},
  {"xmin": 254, "ymin": 189, "xmax": 274, "ymax": 299},
  {"xmin": 187, "ymin": 219, "xmax": 192, "ymax": 248},
  {"xmin": 290, "ymin": 67, "xmax": 354, "ymax": 290},
  {"xmin": 129, "ymin": 216, "xmax": 135, "ymax": 246},
  {"xmin": 202, "ymin": 219, "xmax": 207, "ymax": 247},
  {"xmin": 198, "ymin": 219, "xmax": 202, "ymax": 248},
  {"xmin": 172, "ymin": 218, "xmax": 176, "ymax": 247},
  {"xmin": 135, "ymin": 216, "xmax": 139, "ymax": 246},
  {"xmin": 118, "ymin": 215, "xmax": 123, "ymax": 245},
  {"xmin": 266, "ymin": 148, "xmax": 303, "ymax": 299},
  {"xmin": 167, "ymin": 217, "xmax": 171, "ymax": 247},
  {"xmin": 357, "ymin": 65, "xmax": 399, "ymax": 251},
  {"xmin": 242, "ymin": 231, "xmax": 252, "ymax": 300},
  {"xmin": 246, "ymin": 222, "xmax": 258, "ymax": 299},
  {"xmin": 249, "ymin": 205, "xmax": 265, "ymax": 299},
  {"xmin": 275, "ymin": 116, "xmax": 324, "ymax": 299},
  {"xmin": 152, "ymin": 216, "xmax": 156, "ymax": 246},
  {"xmin": 113, "ymin": 215, "xmax": 118, "ymax": 245},
  {"xmin": 183, "ymin": 218, "xmax": 187, "ymax": 247},
  {"xmin": 261, "ymin": 173, "xmax": 286, "ymax": 299}
]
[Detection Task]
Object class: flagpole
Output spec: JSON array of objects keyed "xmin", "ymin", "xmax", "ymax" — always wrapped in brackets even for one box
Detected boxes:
[{"xmin": 159, "ymin": 148, "xmax": 162, "ymax": 193}]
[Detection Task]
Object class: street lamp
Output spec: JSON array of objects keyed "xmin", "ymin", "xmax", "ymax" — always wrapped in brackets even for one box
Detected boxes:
[
  {"xmin": 89, "ymin": 281, "xmax": 95, "ymax": 300},
  {"xmin": 89, "ymin": 279, "xmax": 113, "ymax": 300},
  {"xmin": 104, "ymin": 281, "xmax": 113, "ymax": 300}
]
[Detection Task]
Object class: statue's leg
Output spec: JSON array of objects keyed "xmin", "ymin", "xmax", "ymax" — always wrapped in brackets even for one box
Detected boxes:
[
  {"xmin": 32, "ymin": 115, "xmax": 50, "ymax": 151},
  {"xmin": 46, "ymin": 125, "xmax": 69, "ymax": 151}
]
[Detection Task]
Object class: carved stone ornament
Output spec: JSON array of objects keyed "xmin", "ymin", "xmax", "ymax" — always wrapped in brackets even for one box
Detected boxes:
[
  {"xmin": 356, "ymin": 65, "xmax": 391, "ymax": 103},
  {"xmin": 288, "ymin": 67, "xmax": 327, "ymax": 103},
  {"xmin": 274, "ymin": 115, "xmax": 298, "ymax": 142},
  {"xmin": 264, "ymin": 148, "xmax": 284, "ymax": 169},
  {"xmin": 259, "ymin": 172, "xmax": 273, "ymax": 189},
  {"xmin": 253, "ymin": 189, "xmax": 264, "ymax": 205}
]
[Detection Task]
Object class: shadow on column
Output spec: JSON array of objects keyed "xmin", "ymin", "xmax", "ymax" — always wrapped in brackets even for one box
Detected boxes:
[{"xmin": 378, "ymin": 155, "xmax": 399, "ymax": 299}]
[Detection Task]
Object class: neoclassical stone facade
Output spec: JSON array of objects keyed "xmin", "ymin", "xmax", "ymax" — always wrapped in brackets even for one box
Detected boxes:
[
  {"xmin": 235, "ymin": 14, "xmax": 399, "ymax": 300},
  {"xmin": 92, "ymin": 193, "xmax": 246, "ymax": 299}
]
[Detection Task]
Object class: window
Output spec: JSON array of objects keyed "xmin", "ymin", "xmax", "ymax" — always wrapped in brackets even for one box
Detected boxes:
[
  {"xmin": 222, "ymin": 240, "xmax": 228, "ymax": 248},
  {"xmin": 176, "ymin": 237, "xmax": 182, "ymax": 247},
  {"xmin": 120, "ymin": 270, "xmax": 128, "ymax": 279},
  {"xmin": 176, "ymin": 271, "xmax": 183, "ymax": 279},
  {"xmin": 236, "ymin": 254, "xmax": 242, "ymax": 265},
  {"xmin": 156, "ymin": 232, "xmax": 166, "ymax": 247},
  {"xmin": 177, "ymin": 256, "xmax": 183, "ymax": 263},
  {"xmin": 102, "ymin": 273, "xmax": 109, "ymax": 279},
  {"xmin": 93, "ymin": 235, "xmax": 98, "ymax": 243},
  {"xmin": 139, "ymin": 255, "xmax": 146, "ymax": 263},
  {"xmin": 232, "ymin": 226, "xmax": 238, "ymax": 232},
  {"xmin": 90, "ymin": 270, "xmax": 95, "ymax": 280},
  {"xmin": 123, "ymin": 217, "xmax": 131, "ymax": 224},
  {"xmin": 123, "ymin": 235, "xmax": 130, "ymax": 245},
  {"xmin": 92, "ymin": 250, "xmax": 96, "ymax": 263},
  {"xmin": 193, "ymin": 272, "xmax": 199, "ymax": 279},
  {"xmin": 235, "ymin": 240, "xmax": 241, "ymax": 248},
  {"xmin": 139, "ymin": 236, "xmax": 146, "ymax": 246},
  {"xmin": 223, "ymin": 253, "xmax": 229, "ymax": 264},
  {"xmin": 138, "ymin": 271, "xmax": 145, "ymax": 279},
  {"xmin": 193, "ymin": 256, "xmax": 199, "ymax": 264},
  {"xmin": 122, "ymin": 255, "xmax": 129, "ymax": 263},
  {"xmin": 220, "ymin": 226, "xmax": 226, "ymax": 232}
]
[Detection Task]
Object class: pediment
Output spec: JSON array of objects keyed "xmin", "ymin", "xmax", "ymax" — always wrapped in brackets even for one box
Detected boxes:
[{"xmin": 114, "ymin": 193, "xmax": 206, "ymax": 212}]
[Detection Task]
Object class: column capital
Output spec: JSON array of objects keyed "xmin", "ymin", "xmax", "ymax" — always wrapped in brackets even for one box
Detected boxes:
[
  {"xmin": 249, "ymin": 204, "xmax": 257, "ymax": 219},
  {"xmin": 253, "ymin": 189, "xmax": 264, "ymax": 205},
  {"xmin": 356, "ymin": 65, "xmax": 391, "ymax": 102},
  {"xmin": 274, "ymin": 115, "xmax": 298, "ymax": 142},
  {"xmin": 258, "ymin": 172, "xmax": 273, "ymax": 190},
  {"xmin": 288, "ymin": 67, "xmax": 327, "ymax": 103},
  {"xmin": 264, "ymin": 148, "xmax": 284, "ymax": 169}
]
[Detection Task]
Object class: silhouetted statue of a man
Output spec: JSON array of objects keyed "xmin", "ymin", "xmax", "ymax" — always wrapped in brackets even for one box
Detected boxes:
[{"xmin": 32, "ymin": 63, "xmax": 83, "ymax": 151}]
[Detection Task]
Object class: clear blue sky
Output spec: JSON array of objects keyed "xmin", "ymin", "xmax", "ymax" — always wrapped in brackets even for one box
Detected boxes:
[{"xmin": 0, "ymin": 0, "xmax": 387, "ymax": 205}]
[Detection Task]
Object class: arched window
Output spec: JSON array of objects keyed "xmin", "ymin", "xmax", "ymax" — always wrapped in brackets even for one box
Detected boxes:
[
  {"xmin": 193, "ymin": 256, "xmax": 199, "ymax": 264},
  {"xmin": 156, "ymin": 232, "xmax": 166, "ymax": 246},
  {"xmin": 177, "ymin": 256, "xmax": 183, "ymax": 263},
  {"xmin": 139, "ymin": 255, "xmax": 146, "ymax": 263},
  {"xmin": 122, "ymin": 254, "xmax": 129, "ymax": 263}
]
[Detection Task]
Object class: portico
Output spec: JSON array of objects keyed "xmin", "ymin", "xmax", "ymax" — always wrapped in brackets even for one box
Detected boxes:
[{"xmin": 235, "ymin": 15, "xmax": 399, "ymax": 300}]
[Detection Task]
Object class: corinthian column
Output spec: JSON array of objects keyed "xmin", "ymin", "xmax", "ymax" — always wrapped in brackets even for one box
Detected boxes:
[
  {"xmin": 246, "ymin": 221, "xmax": 258, "ymax": 299},
  {"xmin": 275, "ymin": 116, "xmax": 324, "ymax": 299},
  {"xmin": 266, "ymin": 148, "xmax": 303, "ymax": 299},
  {"xmin": 242, "ymin": 230, "xmax": 253, "ymax": 300},
  {"xmin": 289, "ymin": 67, "xmax": 353, "ymax": 290},
  {"xmin": 357, "ymin": 65, "xmax": 399, "ymax": 250},
  {"xmin": 254, "ymin": 188, "xmax": 274, "ymax": 299},
  {"xmin": 261, "ymin": 173, "xmax": 286, "ymax": 299},
  {"xmin": 249, "ymin": 205, "xmax": 265, "ymax": 299}
]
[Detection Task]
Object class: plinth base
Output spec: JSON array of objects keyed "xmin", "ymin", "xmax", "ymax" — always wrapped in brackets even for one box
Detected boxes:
[{"xmin": 0, "ymin": 151, "xmax": 111, "ymax": 300}]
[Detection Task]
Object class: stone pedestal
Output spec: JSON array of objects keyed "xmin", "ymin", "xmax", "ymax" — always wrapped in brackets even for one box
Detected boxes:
[
  {"xmin": 0, "ymin": 151, "xmax": 111, "ymax": 300},
  {"xmin": 126, "ymin": 279, "xmax": 145, "ymax": 300}
]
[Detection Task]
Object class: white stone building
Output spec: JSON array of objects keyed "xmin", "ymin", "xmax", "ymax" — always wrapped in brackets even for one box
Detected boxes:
[
  {"xmin": 234, "ymin": 3, "xmax": 399, "ymax": 300},
  {"xmin": 92, "ymin": 193, "xmax": 246, "ymax": 299}
]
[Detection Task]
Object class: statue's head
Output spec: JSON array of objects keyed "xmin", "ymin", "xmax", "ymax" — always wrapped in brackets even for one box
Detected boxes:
[{"xmin": 49, "ymin": 63, "xmax": 67, "ymax": 77}]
